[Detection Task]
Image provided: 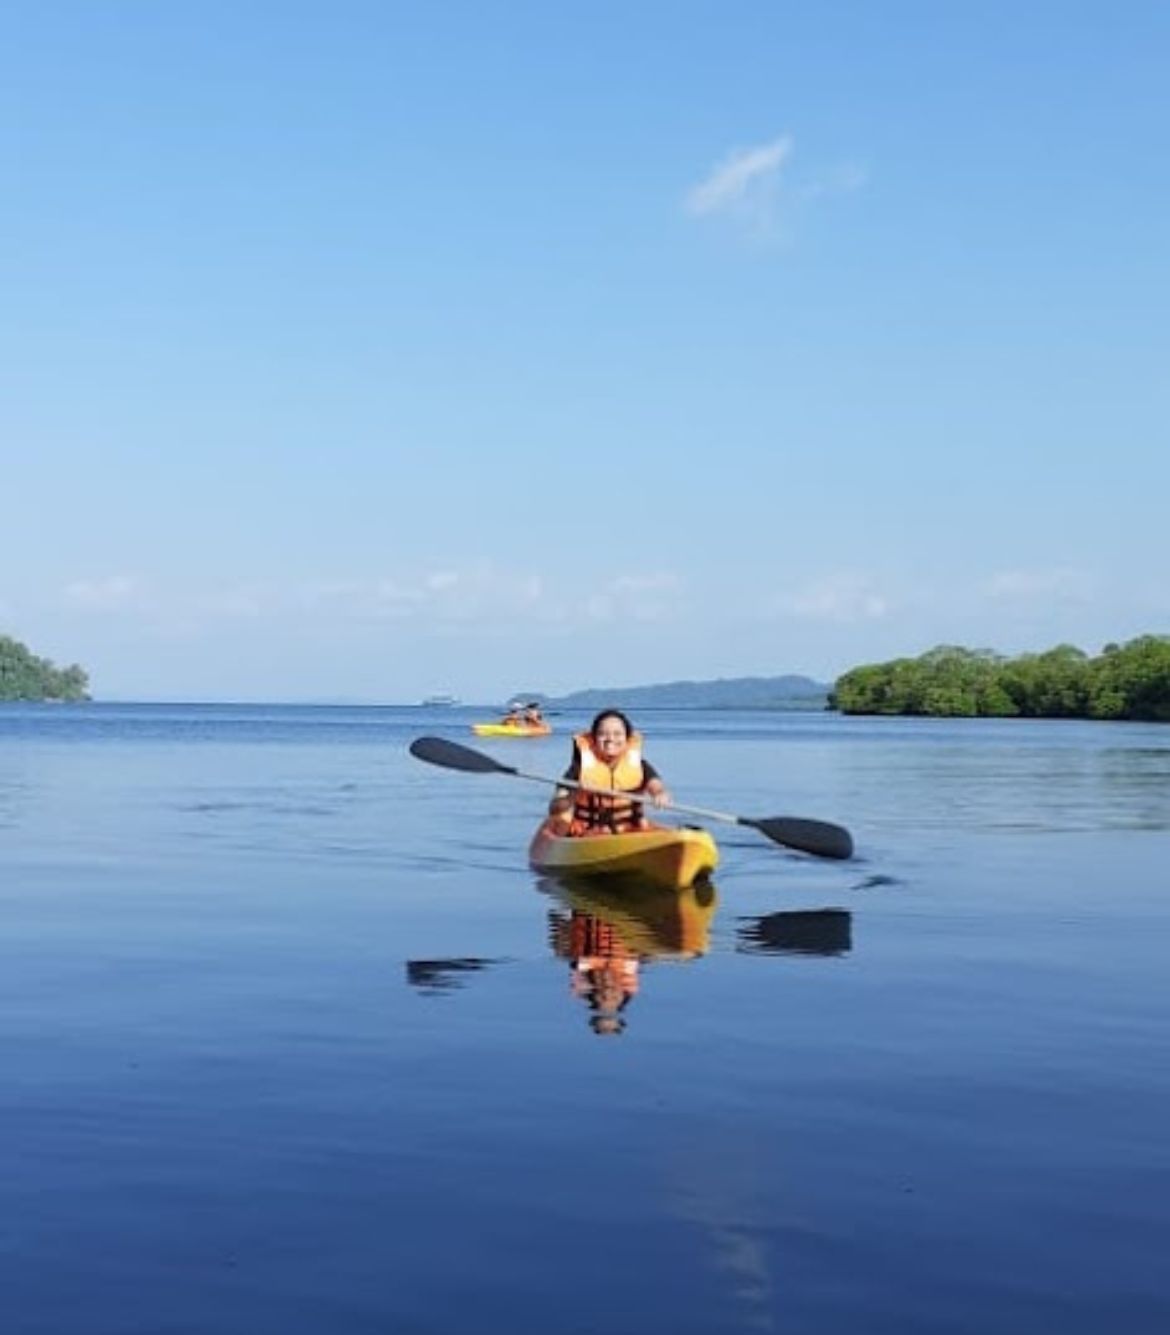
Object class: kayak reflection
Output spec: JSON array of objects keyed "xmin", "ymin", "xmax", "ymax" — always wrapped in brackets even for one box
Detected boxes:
[
  {"xmin": 539, "ymin": 875, "xmax": 718, "ymax": 1036},
  {"xmin": 736, "ymin": 908, "xmax": 852, "ymax": 957},
  {"xmin": 404, "ymin": 889, "xmax": 852, "ymax": 1028}
]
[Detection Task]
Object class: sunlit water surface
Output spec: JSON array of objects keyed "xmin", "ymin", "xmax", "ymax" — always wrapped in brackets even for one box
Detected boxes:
[{"xmin": 2, "ymin": 704, "xmax": 1167, "ymax": 1334}]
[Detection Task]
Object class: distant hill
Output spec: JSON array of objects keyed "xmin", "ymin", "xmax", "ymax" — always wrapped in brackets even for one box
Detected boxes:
[{"xmin": 515, "ymin": 675, "xmax": 830, "ymax": 711}]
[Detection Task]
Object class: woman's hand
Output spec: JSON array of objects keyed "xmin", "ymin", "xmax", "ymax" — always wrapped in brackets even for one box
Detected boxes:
[
  {"xmin": 645, "ymin": 782, "xmax": 672, "ymax": 809},
  {"xmin": 548, "ymin": 791, "xmax": 574, "ymax": 831}
]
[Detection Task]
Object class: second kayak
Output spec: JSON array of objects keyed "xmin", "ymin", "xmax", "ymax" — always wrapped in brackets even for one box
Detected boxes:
[
  {"xmin": 471, "ymin": 721, "xmax": 553, "ymax": 737},
  {"xmin": 529, "ymin": 823, "xmax": 719, "ymax": 891}
]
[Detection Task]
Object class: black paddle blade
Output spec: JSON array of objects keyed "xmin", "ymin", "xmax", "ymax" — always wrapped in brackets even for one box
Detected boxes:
[
  {"xmin": 409, "ymin": 736, "xmax": 516, "ymax": 775},
  {"xmin": 745, "ymin": 816, "xmax": 854, "ymax": 860}
]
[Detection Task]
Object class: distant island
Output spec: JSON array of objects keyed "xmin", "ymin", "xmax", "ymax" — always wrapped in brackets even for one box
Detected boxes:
[
  {"xmin": 513, "ymin": 674, "xmax": 830, "ymax": 711},
  {"xmin": 0, "ymin": 633, "xmax": 90, "ymax": 702},
  {"xmin": 510, "ymin": 636, "xmax": 1170, "ymax": 721},
  {"xmin": 830, "ymin": 637, "xmax": 1170, "ymax": 721}
]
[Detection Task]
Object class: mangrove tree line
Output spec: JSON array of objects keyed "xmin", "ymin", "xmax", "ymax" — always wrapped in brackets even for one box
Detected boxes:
[
  {"xmin": 830, "ymin": 637, "xmax": 1170, "ymax": 721},
  {"xmin": 0, "ymin": 634, "xmax": 90, "ymax": 701}
]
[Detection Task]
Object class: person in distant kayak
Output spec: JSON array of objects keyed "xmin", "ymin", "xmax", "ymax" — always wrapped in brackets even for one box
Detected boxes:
[
  {"xmin": 544, "ymin": 709, "xmax": 672, "ymax": 835},
  {"xmin": 521, "ymin": 703, "xmax": 544, "ymax": 726}
]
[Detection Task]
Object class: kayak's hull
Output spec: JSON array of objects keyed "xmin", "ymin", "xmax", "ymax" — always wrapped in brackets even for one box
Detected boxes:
[
  {"xmin": 471, "ymin": 721, "xmax": 552, "ymax": 738},
  {"xmin": 529, "ymin": 824, "xmax": 719, "ymax": 891},
  {"xmin": 471, "ymin": 722, "xmax": 552, "ymax": 738}
]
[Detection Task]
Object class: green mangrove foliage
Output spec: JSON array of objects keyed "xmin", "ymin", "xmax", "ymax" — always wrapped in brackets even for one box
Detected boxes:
[
  {"xmin": 830, "ymin": 638, "xmax": 1170, "ymax": 722},
  {"xmin": 0, "ymin": 634, "xmax": 90, "ymax": 701}
]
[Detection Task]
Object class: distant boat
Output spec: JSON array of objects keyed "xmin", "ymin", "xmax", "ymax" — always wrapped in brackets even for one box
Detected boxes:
[{"xmin": 421, "ymin": 694, "xmax": 460, "ymax": 707}]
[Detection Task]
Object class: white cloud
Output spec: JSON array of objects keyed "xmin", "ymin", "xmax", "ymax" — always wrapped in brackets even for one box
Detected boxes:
[
  {"xmin": 52, "ymin": 565, "xmax": 684, "ymax": 635},
  {"xmin": 774, "ymin": 573, "xmax": 889, "ymax": 622},
  {"xmin": 294, "ymin": 580, "xmax": 421, "ymax": 618},
  {"xmin": 197, "ymin": 584, "xmax": 276, "ymax": 617},
  {"xmin": 571, "ymin": 573, "xmax": 685, "ymax": 625},
  {"xmin": 338, "ymin": 565, "xmax": 549, "ymax": 623},
  {"xmin": 585, "ymin": 593, "xmax": 613, "ymax": 622},
  {"xmin": 373, "ymin": 579, "xmax": 425, "ymax": 610},
  {"xmin": 982, "ymin": 569, "xmax": 1095, "ymax": 602},
  {"xmin": 685, "ymin": 136, "xmax": 794, "ymax": 217},
  {"xmin": 63, "ymin": 575, "xmax": 145, "ymax": 611},
  {"xmin": 611, "ymin": 573, "xmax": 679, "ymax": 595},
  {"xmin": 300, "ymin": 579, "xmax": 365, "ymax": 606},
  {"xmin": 684, "ymin": 135, "xmax": 866, "ymax": 240},
  {"xmin": 795, "ymin": 162, "xmax": 869, "ymax": 204},
  {"xmin": 606, "ymin": 572, "xmax": 683, "ymax": 623}
]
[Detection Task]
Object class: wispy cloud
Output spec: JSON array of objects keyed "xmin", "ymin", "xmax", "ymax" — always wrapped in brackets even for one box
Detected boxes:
[
  {"xmin": 774, "ymin": 573, "xmax": 889, "ymax": 622},
  {"xmin": 587, "ymin": 572, "xmax": 683, "ymax": 624},
  {"xmin": 197, "ymin": 584, "xmax": 276, "ymax": 617},
  {"xmin": 684, "ymin": 135, "xmax": 866, "ymax": 240},
  {"xmin": 610, "ymin": 573, "xmax": 680, "ymax": 596},
  {"xmin": 795, "ymin": 161, "xmax": 869, "ymax": 204},
  {"xmin": 301, "ymin": 579, "xmax": 368, "ymax": 607},
  {"xmin": 298, "ymin": 566, "xmax": 547, "ymax": 624},
  {"xmin": 981, "ymin": 569, "xmax": 1095, "ymax": 602},
  {"xmin": 55, "ymin": 566, "xmax": 683, "ymax": 633},
  {"xmin": 685, "ymin": 136, "xmax": 794, "ymax": 217},
  {"xmin": 63, "ymin": 575, "xmax": 146, "ymax": 611}
]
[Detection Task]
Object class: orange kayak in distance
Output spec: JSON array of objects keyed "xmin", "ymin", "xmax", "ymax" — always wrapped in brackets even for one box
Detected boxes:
[{"xmin": 471, "ymin": 721, "xmax": 553, "ymax": 738}]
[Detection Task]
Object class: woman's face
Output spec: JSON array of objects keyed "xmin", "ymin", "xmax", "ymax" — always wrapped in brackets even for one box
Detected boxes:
[{"xmin": 592, "ymin": 715, "xmax": 628, "ymax": 762}]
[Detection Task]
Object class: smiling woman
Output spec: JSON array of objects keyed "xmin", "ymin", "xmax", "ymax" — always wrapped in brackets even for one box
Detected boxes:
[
  {"xmin": 0, "ymin": 634, "xmax": 89, "ymax": 701},
  {"xmin": 544, "ymin": 709, "xmax": 671, "ymax": 835}
]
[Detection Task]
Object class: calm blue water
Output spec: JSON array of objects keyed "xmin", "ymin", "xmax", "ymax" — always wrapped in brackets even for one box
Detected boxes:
[{"xmin": 2, "ymin": 703, "xmax": 1167, "ymax": 1334}]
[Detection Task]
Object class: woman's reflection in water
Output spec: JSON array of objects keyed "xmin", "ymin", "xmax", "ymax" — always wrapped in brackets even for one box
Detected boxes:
[
  {"xmin": 541, "ymin": 877, "xmax": 718, "ymax": 1036},
  {"xmin": 557, "ymin": 913, "xmax": 640, "ymax": 1036},
  {"xmin": 405, "ymin": 885, "xmax": 853, "ymax": 1033}
]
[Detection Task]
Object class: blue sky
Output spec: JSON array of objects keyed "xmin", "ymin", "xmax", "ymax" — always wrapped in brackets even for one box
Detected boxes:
[{"xmin": 3, "ymin": 2, "xmax": 1167, "ymax": 702}]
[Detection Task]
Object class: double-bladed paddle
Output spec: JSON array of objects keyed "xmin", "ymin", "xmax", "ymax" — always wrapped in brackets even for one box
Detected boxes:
[{"xmin": 408, "ymin": 735, "xmax": 854, "ymax": 860}]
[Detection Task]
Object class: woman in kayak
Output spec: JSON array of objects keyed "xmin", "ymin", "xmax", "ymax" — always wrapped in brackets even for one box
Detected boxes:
[{"xmin": 544, "ymin": 709, "xmax": 672, "ymax": 836}]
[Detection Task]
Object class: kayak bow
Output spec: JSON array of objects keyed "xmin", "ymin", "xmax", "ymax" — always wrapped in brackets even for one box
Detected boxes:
[{"xmin": 529, "ymin": 823, "xmax": 718, "ymax": 891}]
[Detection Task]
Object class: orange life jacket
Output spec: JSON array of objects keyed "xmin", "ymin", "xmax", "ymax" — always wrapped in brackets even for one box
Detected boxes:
[{"xmin": 571, "ymin": 730, "xmax": 648, "ymax": 832}]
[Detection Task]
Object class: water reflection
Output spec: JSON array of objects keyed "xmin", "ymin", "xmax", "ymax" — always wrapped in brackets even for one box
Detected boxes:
[
  {"xmin": 404, "ymin": 883, "xmax": 854, "ymax": 1031},
  {"xmin": 404, "ymin": 957, "xmax": 504, "ymax": 995},
  {"xmin": 736, "ymin": 908, "xmax": 852, "ymax": 957},
  {"xmin": 539, "ymin": 876, "xmax": 717, "ymax": 1036}
]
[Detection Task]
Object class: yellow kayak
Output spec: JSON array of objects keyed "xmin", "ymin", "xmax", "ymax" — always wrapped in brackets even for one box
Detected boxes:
[
  {"xmin": 471, "ymin": 721, "xmax": 552, "ymax": 738},
  {"xmin": 529, "ymin": 823, "xmax": 719, "ymax": 891}
]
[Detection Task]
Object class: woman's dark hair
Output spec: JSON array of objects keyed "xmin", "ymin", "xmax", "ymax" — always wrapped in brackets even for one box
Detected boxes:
[{"xmin": 590, "ymin": 709, "xmax": 634, "ymax": 739}]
